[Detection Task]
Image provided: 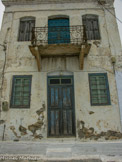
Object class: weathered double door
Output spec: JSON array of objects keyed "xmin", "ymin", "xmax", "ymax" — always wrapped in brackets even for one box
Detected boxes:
[{"xmin": 48, "ymin": 76, "xmax": 75, "ymax": 137}]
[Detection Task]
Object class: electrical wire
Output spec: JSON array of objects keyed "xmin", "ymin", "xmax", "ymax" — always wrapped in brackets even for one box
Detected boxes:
[{"xmin": 97, "ymin": 0, "xmax": 122, "ymax": 24}]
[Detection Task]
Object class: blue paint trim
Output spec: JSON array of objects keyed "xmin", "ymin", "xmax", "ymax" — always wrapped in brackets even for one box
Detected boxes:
[
  {"xmin": 10, "ymin": 75, "xmax": 32, "ymax": 109},
  {"xmin": 88, "ymin": 73, "xmax": 111, "ymax": 106},
  {"xmin": 48, "ymin": 18, "xmax": 70, "ymax": 44}
]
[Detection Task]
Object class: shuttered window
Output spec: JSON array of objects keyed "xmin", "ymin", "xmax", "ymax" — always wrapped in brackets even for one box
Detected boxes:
[
  {"xmin": 18, "ymin": 17, "xmax": 35, "ymax": 41},
  {"xmin": 10, "ymin": 76, "xmax": 32, "ymax": 108},
  {"xmin": 89, "ymin": 73, "xmax": 111, "ymax": 106},
  {"xmin": 83, "ymin": 15, "xmax": 100, "ymax": 40}
]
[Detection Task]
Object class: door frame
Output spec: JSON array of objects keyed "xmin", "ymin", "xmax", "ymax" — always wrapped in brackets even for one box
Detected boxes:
[{"xmin": 47, "ymin": 75, "xmax": 76, "ymax": 137}]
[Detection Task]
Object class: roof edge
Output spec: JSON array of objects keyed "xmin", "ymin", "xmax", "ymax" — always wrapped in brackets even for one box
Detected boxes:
[{"xmin": 2, "ymin": 0, "xmax": 114, "ymax": 7}]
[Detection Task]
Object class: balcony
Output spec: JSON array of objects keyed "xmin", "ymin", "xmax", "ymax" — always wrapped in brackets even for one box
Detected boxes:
[
  {"xmin": 31, "ymin": 25, "xmax": 86, "ymax": 45},
  {"xmin": 29, "ymin": 25, "xmax": 91, "ymax": 71}
]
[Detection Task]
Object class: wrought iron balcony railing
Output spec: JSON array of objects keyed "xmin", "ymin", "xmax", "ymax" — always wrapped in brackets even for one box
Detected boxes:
[{"xmin": 31, "ymin": 25, "xmax": 87, "ymax": 46}]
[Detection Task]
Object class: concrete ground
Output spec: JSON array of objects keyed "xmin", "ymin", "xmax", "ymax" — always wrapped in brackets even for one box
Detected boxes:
[{"xmin": 0, "ymin": 141, "xmax": 122, "ymax": 162}]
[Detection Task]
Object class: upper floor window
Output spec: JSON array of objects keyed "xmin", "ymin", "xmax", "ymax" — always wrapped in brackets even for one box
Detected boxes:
[
  {"xmin": 10, "ymin": 75, "xmax": 32, "ymax": 108},
  {"xmin": 18, "ymin": 17, "xmax": 35, "ymax": 41},
  {"xmin": 48, "ymin": 17, "xmax": 70, "ymax": 44},
  {"xmin": 89, "ymin": 73, "xmax": 111, "ymax": 106},
  {"xmin": 82, "ymin": 15, "xmax": 100, "ymax": 40}
]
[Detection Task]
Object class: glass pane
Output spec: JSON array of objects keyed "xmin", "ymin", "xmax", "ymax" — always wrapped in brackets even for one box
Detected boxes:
[
  {"xmin": 14, "ymin": 97, "xmax": 21, "ymax": 106},
  {"xmin": 100, "ymin": 90, "xmax": 107, "ymax": 95},
  {"xmin": 92, "ymin": 98, "xmax": 99, "ymax": 104},
  {"xmin": 15, "ymin": 86, "xmax": 22, "ymax": 92},
  {"xmin": 50, "ymin": 79, "xmax": 60, "ymax": 84},
  {"xmin": 61, "ymin": 79, "xmax": 71, "ymax": 84},
  {"xmin": 23, "ymin": 99, "xmax": 29, "ymax": 106},
  {"xmin": 91, "ymin": 89, "xmax": 98, "ymax": 95},
  {"xmin": 99, "ymin": 80, "xmax": 105, "ymax": 84},
  {"xmin": 90, "ymin": 76, "xmax": 96, "ymax": 81},
  {"xmin": 23, "ymin": 92, "xmax": 29, "ymax": 97},
  {"xmin": 23, "ymin": 86, "xmax": 29, "ymax": 91},
  {"xmin": 15, "ymin": 79, "xmax": 21, "ymax": 85},
  {"xmin": 15, "ymin": 91, "xmax": 21, "ymax": 97},
  {"xmin": 91, "ymin": 84, "xmax": 97, "ymax": 89},
  {"xmin": 23, "ymin": 79, "xmax": 30, "ymax": 85},
  {"xmin": 99, "ymin": 97, "xmax": 108, "ymax": 104},
  {"xmin": 99, "ymin": 84, "xmax": 106, "ymax": 89}
]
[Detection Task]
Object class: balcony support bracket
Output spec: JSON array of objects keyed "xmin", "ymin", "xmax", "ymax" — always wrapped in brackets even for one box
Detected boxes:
[
  {"xmin": 79, "ymin": 43, "xmax": 91, "ymax": 70},
  {"xmin": 29, "ymin": 46, "xmax": 41, "ymax": 71}
]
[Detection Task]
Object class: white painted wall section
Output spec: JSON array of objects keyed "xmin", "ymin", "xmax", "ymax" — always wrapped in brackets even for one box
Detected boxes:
[{"xmin": 116, "ymin": 71, "xmax": 122, "ymax": 124}]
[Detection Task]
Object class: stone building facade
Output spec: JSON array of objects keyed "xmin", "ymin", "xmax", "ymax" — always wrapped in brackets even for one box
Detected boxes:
[{"xmin": 0, "ymin": 0, "xmax": 122, "ymax": 141}]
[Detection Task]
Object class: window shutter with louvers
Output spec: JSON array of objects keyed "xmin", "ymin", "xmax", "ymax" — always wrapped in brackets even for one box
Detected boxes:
[{"xmin": 18, "ymin": 17, "xmax": 35, "ymax": 41}]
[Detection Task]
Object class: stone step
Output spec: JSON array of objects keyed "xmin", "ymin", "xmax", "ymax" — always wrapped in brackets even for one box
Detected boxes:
[
  {"xmin": 45, "ymin": 160, "xmax": 102, "ymax": 162},
  {"xmin": 46, "ymin": 148, "xmax": 72, "ymax": 158},
  {"xmin": 0, "ymin": 141, "xmax": 122, "ymax": 161},
  {"xmin": 0, "ymin": 159, "xmax": 103, "ymax": 162}
]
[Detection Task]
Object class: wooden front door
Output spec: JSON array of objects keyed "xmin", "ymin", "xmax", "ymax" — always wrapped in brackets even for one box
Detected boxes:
[
  {"xmin": 48, "ymin": 76, "xmax": 75, "ymax": 137},
  {"xmin": 48, "ymin": 18, "xmax": 70, "ymax": 44}
]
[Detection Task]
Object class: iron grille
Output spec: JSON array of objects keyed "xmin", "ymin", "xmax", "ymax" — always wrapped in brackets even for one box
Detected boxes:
[{"xmin": 31, "ymin": 25, "xmax": 87, "ymax": 46}]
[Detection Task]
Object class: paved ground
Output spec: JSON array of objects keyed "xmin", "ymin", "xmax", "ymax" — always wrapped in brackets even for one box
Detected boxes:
[{"xmin": 0, "ymin": 141, "xmax": 122, "ymax": 161}]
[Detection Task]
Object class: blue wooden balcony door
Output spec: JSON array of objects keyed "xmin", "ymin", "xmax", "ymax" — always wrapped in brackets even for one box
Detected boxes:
[
  {"xmin": 48, "ymin": 76, "xmax": 75, "ymax": 137},
  {"xmin": 48, "ymin": 18, "xmax": 70, "ymax": 44}
]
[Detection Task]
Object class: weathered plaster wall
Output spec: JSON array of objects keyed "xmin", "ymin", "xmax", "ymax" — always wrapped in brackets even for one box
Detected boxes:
[{"xmin": 0, "ymin": 0, "xmax": 122, "ymax": 141}]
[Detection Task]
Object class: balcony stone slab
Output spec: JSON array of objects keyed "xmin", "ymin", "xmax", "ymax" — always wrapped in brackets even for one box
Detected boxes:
[{"xmin": 38, "ymin": 44, "xmax": 81, "ymax": 56}]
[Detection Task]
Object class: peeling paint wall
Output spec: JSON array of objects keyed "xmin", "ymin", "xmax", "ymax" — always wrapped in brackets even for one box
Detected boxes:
[{"xmin": 0, "ymin": 0, "xmax": 122, "ymax": 141}]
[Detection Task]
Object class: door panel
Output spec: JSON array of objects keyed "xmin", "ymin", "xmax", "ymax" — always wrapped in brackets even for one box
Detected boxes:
[
  {"xmin": 50, "ymin": 110, "xmax": 61, "ymax": 136},
  {"xmin": 62, "ymin": 87, "xmax": 72, "ymax": 107},
  {"xmin": 48, "ymin": 76, "xmax": 75, "ymax": 137},
  {"xmin": 50, "ymin": 110, "xmax": 55, "ymax": 135},
  {"xmin": 62, "ymin": 110, "xmax": 72, "ymax": 135},
  {"xmin": 50, "ymin": 87, "xmax": 60, "ymax": 107}
]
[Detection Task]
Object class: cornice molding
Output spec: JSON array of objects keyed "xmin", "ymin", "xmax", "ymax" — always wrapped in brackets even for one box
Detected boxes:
[{"xmin": 2, "ymin": 0, "xmax": 114, "ymax": 7}]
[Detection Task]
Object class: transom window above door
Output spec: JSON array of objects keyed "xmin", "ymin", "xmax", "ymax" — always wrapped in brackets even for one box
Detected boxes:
[
  {"xmin": 48, "ymin": 18, "xmax": 70, "ymax": 44},
  {"xmin": 49, "ymin": 78, "xmax": 72, "ymax": 85}
]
